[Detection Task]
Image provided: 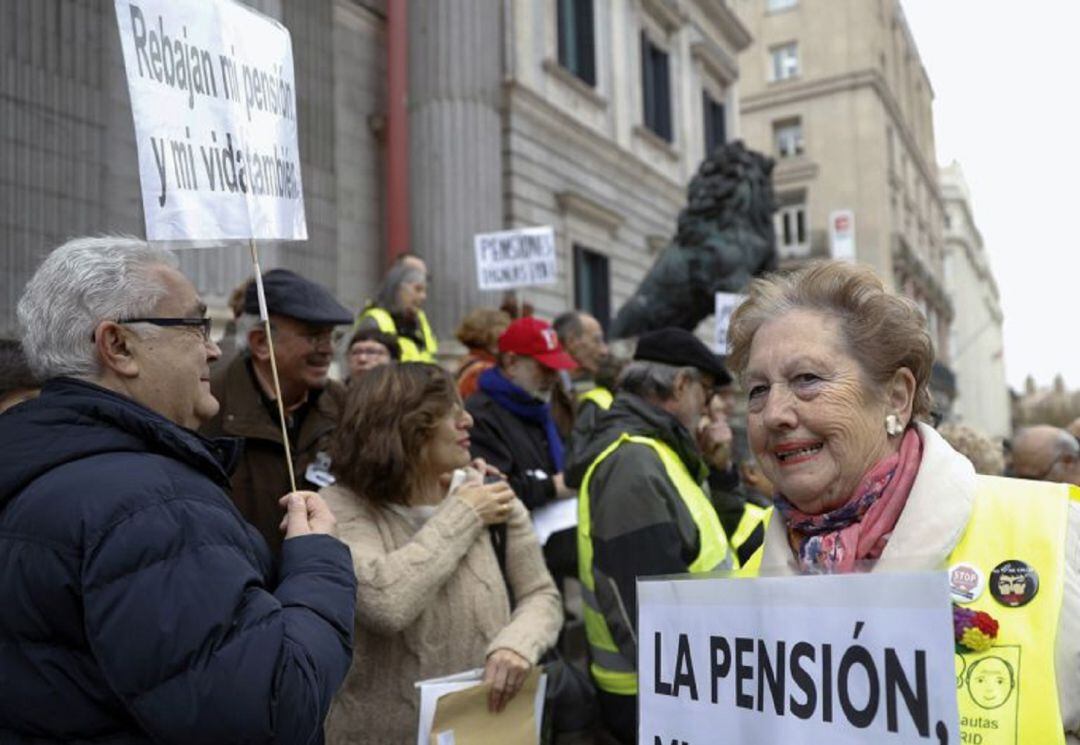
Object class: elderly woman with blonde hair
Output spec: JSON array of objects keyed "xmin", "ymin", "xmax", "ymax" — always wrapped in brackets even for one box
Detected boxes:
[{"xmin": 727, "ymin": 260, "xmax": 1080, "ymax": 743}]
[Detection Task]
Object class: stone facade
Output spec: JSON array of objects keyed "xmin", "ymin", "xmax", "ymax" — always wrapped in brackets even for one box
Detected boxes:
[
  {"xmin": 940, "ymin": 162, "xmax": 1010, "ymax": 438},
  {"xmin": 412, "ymin": 0, "xmax": 752, "ymax": 341},
  {"xmin": 730, "ymin": 0, "xmax": 952, "ymax": 360},
  {"xmin": 1, "ymin": 0, "xmax": 385, "ymax": 337},
  {"xmin": 3, "ymin": 0, "xmax": 751, "ymax": 352}
]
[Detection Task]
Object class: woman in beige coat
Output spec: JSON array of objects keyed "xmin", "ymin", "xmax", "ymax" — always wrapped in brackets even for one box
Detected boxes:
[{"xmin": 322, "ymin": 363, "xmax": 562, "ymax": 744}]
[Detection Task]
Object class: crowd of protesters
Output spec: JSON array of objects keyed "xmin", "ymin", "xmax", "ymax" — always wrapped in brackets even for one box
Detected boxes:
[{"xmin": 1, "ymin": 235, "xmax": 1078, "ymax": 744}]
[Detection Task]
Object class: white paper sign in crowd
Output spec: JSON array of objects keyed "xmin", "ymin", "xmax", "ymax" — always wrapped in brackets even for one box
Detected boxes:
[
  {"xmin": 714, "ymin": 292, "xmax": 745, "ymax": 354},
  {"xmin": 638, "ymin": 572, "xmax": 960, "ymax": 745},
  {"xmin": 474, "ymin": 227, "xmax": 558, "ymax": 290},
  {"xmin": 114, "ymin": 0, "xmax": 307, "ymax": 241}
]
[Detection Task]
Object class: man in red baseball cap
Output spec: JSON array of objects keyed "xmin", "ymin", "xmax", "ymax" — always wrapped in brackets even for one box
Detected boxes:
[{"xmin": 466, "ymin": 317, "xmax": 579, "ymax": 581}]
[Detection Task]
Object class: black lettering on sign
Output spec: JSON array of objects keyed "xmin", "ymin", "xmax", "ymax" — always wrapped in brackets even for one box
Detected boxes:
[
  {"xmin": 837, "ymin": 635, "xmax": 880, "ymax": 728},
  {"xmin": 756, "ymin": 639, "xmax": 786, "ymax": 715},
  {"xmin": 822, "ymin": 643, "xmax": 833, "ymax": 723},
  {"xmin": 672, "ymin": 633, "xmax": 698, "ymax": 701},
  {"xmin": 709, "ymin": 635, "xmax": 730, "ymax": 704},
  {"xmin": 654, "ymin": 632, "xmax": 672, "ymax": 696},
  {"xmin": 885, "ymin": 648, "xmax": 929, "ymax": 735},
  {"xmin": 789, "ymin": 641, "xmax": 817, "ymax": 720},
  {"xmin": 734, "ymin": 637, "xmax": 754, "ymax": 709}
]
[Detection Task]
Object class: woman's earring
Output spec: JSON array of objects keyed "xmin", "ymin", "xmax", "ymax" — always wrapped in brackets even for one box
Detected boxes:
[{"xmin": 885, "ymin": 413, "xmax": 904, "ymax": 437}]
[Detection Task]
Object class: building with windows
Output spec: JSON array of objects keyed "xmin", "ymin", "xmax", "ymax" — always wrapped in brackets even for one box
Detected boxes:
[
  {"xmin": 939, "ymin": 162, "xmax": 1009, "ymax": 438},
  {"xmin": 421, "ymin": 0, "xmax": 752, "ymax": 335},
  {"xmin": 730, "ymin": 0, "xmax": 953, "ymax": 371},
  {"xmin": 2, "ymin": 0, "xmax": 752, "ymax": 352}
]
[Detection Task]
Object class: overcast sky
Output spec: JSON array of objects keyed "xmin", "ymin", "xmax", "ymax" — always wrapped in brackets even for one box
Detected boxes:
[{"xmin": 900, "ymin": 1, "xmax": 1078, "ymax": 391}]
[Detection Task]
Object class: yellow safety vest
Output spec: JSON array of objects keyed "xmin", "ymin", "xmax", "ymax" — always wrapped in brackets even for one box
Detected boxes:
[
  {"xmin": 357, "ymin": 306, "xmax": 438, "ymax": 363},
  {"xmin": 729, "ymin": 502, "xmax": 772, "ymax": 569},
  {"xmin": 578, "ymin": 386, "xmax": 614, "ymax": 411},
  {"xmin": 741, "ymin": 476, "xmax": 1075, "ymax": 743},
  {"xmin": 577, "ymin": 434, "xmax": 730, "ymax": 696},
  {"xmin": 949, "ymin": 476, "xmax": 1073, "ymax": 745}
]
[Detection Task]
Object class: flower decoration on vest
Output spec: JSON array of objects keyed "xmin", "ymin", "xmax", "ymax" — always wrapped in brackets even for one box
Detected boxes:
[{"xmin": 953, "ymin": 604, "xmax": 1000, "ymax": 653}]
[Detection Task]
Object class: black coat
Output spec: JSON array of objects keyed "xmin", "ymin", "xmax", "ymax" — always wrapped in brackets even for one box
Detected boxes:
[
  {"xmin": 466, "ymin": 390, "xmax": 560, "ymax": 511},
  {"xmin": 0, "ymin": 379, "xmax": 356, "ymax": 744}
]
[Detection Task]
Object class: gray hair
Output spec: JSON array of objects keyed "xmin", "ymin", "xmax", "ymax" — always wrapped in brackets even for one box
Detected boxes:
[
  {"xmin": 234, "ymin": 313, "xmax": 262, "ymax": 352},
  {"xmin": 618, "ymin": 360, "xmax": 699, "ymax": 402},
  {"xmin": 552, "ymin": 311, "xmax": 584, "ymax": 345},
  {"xmin": 375, "ymin": 264, "xmax": 425, "ymax": 312},
  {"xmin": 17, "ymin": 235, "xmax": 178, "ymax": 380}
]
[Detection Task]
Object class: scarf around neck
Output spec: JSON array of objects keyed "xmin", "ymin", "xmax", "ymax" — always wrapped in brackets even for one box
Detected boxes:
[
  {"xmin": 478, "ymin": 367, "xmax": 564, "ymax": 472},
  {"xmin": 774, "ymin": 427, "xmax": 923, "ymax": 573}
]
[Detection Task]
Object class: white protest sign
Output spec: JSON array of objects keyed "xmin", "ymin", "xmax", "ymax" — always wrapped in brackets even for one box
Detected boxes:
[
  {"xmin": 474, "ymin": 227, "xmax": 557, "ymax": 290},
  {"xmin": 714, "ymin": 292, "xmax": 744, "ymax": 354},
  {"xmin": 115, "ymin": 0, "xmax": 307, "ymax": 241},
  {"xmin": 638, "ymin": 571, "xmax": 959, "ymax": 745},
  {"xmin": 829, "ymin": 209, "xmax": 856, "ymax": 262}
]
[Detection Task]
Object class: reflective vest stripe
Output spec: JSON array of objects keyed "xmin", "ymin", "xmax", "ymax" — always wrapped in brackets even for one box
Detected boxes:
[
  {"xmin": 949, "ymin": 476, "xmax": 1073, "ymax": 745},
  {"xmin": 577, "ymin": 433, "xmax": 731, "ymax": 696},
  {"xmin": 578, "ymin": 387, "xmax": 614, "ymax": 411},
  {"xmin": 730, "ymin": 503, "xmax": 772, "ymax": 568},
  {"xmin": 357, "ymin": 306, "xmax": 438, "ymax": 363}
]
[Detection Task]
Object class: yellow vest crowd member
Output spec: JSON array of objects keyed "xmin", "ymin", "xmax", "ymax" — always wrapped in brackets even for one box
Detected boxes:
[
  {"xmin": 355, "ymin": 256, "xmax": 438, "ymax": 363},
  {"xmin": 751, "ymin": 425, "xmax": 1080, "ymax": 744},
  {"xmin": 724, "ymin": 259, "xmax": 1080, "ymax": 744},
  {"xmin": 356, "ymin": 306, "xmax": 437, "ymax": 363},
  {"xmin": 578, "ymin": 386, "xmax": 614, "ymax": 411},
  {"xmin": 573, "ymin": 328, "xmax": 734, "ymax": 745}
]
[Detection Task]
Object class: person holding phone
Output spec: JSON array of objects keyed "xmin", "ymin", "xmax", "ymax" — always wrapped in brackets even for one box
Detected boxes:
[{"xmin": 320, "ymin": 363, "xmax": 562, "ymax": 744}]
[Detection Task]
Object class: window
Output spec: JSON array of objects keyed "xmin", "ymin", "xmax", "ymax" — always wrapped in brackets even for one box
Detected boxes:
[
  {"xmin": 773, "ymin": 119, "xmax": 804, "ymax": 158},
  {"xmin": 767, "ymin": 0, "xmax": 798, "ymax": 10},
  {"xmin": 557, "ymin": 0, "xmax": 596, "ymax": 86},
  {"xmin": 641, "ymin": 32, "xmax": 672, "ymax": 142},
  {"xmin": 574, "ymin": 245, "xmax": 611, "ymax": 330},
  {"xmin": 702, "ymin": 92, "xmax": 726, "ymax": 156},
  {"xmin": 770, "ymin": 43, "xmax": 799, "ymax": 81},
  {"xmin": 774, "ymin": 195, "xmax": 809, "ymax": 257}
]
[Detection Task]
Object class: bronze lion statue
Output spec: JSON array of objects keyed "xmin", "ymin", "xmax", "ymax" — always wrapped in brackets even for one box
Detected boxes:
[{"xmin": 610, "ymin": 141, "xmax": 778, "ymax": 338}]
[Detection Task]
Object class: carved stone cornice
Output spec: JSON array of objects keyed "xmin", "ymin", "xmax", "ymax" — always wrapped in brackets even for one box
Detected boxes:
[{"xmin": 556, "ymin": 191, "xmax": 624, "ymax": 235}]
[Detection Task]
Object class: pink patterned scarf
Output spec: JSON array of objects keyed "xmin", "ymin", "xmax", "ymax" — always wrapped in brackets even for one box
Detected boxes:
[{"xmin": 774, "ymin": 428, "xmax": 923, "ymax": 573}]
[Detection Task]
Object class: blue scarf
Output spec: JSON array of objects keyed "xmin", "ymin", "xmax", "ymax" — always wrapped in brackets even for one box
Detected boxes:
[{"xmin": 478, "ymin": 367, "xmax": 564, "ymax": 472}]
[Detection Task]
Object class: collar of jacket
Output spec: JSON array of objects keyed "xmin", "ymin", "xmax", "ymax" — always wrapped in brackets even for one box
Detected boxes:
[
  {"xmin": 0, "ymin": 377, "xmax": 240, "ymax": 502},
  {"xmin": 758, "ymin": 421, "xmax": 976, "ymax": 575},
  {"xmin": 600, "ymin": 392, "xmax": 708, "ymax": 482},
  {"xmin": 213, "ymin": 353, "xmax": 340, "ymax": 451}
]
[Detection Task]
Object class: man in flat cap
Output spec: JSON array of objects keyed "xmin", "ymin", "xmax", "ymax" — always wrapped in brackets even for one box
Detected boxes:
[
  {"xmin": 202, "ymin": 268, "xmax": 354, "ymax": 554},
  {"xmin": 574, "ymin": 328, "xmax": 736, "ymax": 743}
]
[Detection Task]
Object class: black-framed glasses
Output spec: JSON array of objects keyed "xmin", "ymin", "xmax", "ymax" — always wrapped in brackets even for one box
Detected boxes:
[{"xmin": 120, "ymin": 317, "xmax": 212, "ymax": 341}]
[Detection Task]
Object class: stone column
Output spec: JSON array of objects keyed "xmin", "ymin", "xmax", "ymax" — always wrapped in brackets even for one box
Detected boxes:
[{"xmin": 408, "ymin": 0, "xmax": 504, "ymax": 342}]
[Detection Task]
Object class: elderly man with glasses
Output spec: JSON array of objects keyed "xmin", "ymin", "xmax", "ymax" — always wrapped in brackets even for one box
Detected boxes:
[
  {"xmin": 0, "ymin": 236, "xmax": 355, "ymax": 741},
  {"xmin": 1011, "ymin": 424, "xmax": 1080, "ymax": 486},
  {"xmin": 202, "ymin": 268, "xmax": 354, "ymax": 554}
]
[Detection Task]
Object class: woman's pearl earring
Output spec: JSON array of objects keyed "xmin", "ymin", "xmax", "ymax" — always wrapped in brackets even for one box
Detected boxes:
[{"xmin": 885, "ymin": 414, "xmax": 904, "ymax": 437}]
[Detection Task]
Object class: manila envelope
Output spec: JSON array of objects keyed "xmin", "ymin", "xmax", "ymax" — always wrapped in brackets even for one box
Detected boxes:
[{"xmin": 429, "ymin": 668, "xmax": 541, "ymax": 745}]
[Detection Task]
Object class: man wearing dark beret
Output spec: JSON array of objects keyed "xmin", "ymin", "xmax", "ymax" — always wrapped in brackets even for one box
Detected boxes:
[
  {"xmin": 574, "ymin": 328, "xmax": 738, "ymax": 743},
  {"xmin": 202, "ymin": 269, "xmax": 353, "ymax": 555}
]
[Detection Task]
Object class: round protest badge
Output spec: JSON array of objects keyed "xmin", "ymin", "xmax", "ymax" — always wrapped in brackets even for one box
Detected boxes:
[
  {"xmin": 948, "ymin": 563, "xmax": 985, "ymax": 604},
  {"xmin": 989, "ymin": 560, "xmax": 1039, "ymax": 608}
]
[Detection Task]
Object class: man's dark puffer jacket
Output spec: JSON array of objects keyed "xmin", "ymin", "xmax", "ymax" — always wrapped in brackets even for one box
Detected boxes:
[{"xmin": 0, "ymin": 378, "xmax": 357, "ymax": 744}]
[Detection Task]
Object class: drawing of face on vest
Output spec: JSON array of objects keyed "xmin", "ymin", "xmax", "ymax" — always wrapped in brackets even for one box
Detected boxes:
[
  {"xmin": 966, "ymin": 656, "xmax": 1016, "ymax": 710},
  {"xmin": 990, "ymin": 560, "xmax": 1039, "ymax": 608}
]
